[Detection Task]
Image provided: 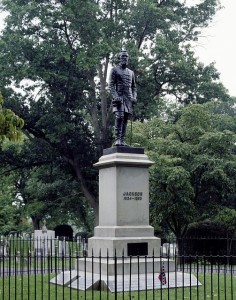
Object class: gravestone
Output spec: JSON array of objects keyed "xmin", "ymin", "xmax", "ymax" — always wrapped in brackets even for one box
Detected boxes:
[
  {"xmin": 54, "ymin": 224, "xmax": 73, "ymax": 241},
  {"xmin": 34, "ymin": 224, "xmax": 55, "ymax": 256},
  {"xmin": 58, "ymin": 239, "xmax": 70, "ymax": 257},
  {"xmin": 0, "ymin": 239, "xmax": 8, "ymax": 258}
]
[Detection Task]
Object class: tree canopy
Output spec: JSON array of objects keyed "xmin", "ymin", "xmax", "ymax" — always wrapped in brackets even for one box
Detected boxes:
[
  {"xmin": 0, "ymin": 0, "xmax": 234, "ymax": 231},
  {"xmin": 0, "ymin": 93, "xmax": 24, "ymax": 141},
  {"xmin": 129, "ymin": 101, "xmax": 236, "ymax": 238}
]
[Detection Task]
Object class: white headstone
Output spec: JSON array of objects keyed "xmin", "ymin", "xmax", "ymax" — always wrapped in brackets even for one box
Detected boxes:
[
  {"xmin": 34, "ymin": 230, "xmax": 55, "ymax": 256},
  {"xmin": 58, "ymin": 240, "xmax": 70, "ymax": 257}
]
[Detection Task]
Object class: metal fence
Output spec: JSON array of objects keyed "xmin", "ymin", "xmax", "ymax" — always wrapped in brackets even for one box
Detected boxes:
[
  {"xmin": 0, "ymin": 237, "xmax": 235, "ymax": 299},
  {"xmin": 177, "ymin": 237, "xmax": 236, "ymax": 257}
]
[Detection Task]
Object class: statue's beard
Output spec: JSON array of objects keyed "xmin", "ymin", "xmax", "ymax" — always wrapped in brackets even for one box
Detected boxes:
[{"xmin": 120, "ymin": 60, "xmax": 128, "ymax": 67}]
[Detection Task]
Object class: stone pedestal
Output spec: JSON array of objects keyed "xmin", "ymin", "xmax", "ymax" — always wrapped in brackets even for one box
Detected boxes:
[
  {"xmin": 88, "ymin": 147, "xmax": 160, "ymax": 258},
  {"xmin": 51, "ymin": 147, "xmax": 180, "ymax": 291},
  {"xmin": 73, "ymin": 147, "xmax": 167, "ymax": 286}
]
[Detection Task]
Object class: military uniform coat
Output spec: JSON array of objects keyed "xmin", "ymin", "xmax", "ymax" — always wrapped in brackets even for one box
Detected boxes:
[{"xmin": 109, "ymin": 65, "xmax": 137, "ymax": 115}]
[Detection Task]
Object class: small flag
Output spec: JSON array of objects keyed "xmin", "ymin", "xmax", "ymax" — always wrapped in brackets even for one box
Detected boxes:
[{"xmin": 158, "ymin": 264, "xmax": 167, "ymax": 285}]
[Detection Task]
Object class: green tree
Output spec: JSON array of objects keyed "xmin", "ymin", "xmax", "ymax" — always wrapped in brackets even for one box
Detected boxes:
[
  {"xmin": 214, "ymin": 207, "xmax": 236, "ymax": 235},
  {"xmin": 0, "ymin": 139, "xmax": 95, "ymax": 230},
  {"xmin": 0, "ymin": 0, "xmax": 229, "ymax": 223},
  {"xmin": 0, "ymin": 93, "xmax": 24, "ymax": 141},
  {"xmin": 0, "ymin": 170, "xmax": 31, "ymax": 235},
  {"xmin": 20, "ymin": 165, "xmax": 94, "ymax": 231},
  {"xmin": 130, "ymin": 102, "xmax": 236, "ymax": 239}
]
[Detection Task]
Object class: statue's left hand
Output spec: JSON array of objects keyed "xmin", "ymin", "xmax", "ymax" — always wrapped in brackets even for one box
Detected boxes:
[{"xmin": 112, "ymin": 97, "xmax": 122, "ymax": 106}]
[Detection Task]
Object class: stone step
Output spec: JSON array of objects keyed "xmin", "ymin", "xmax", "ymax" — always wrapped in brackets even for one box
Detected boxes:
[
  {"xmin": 75, "ymin": 257, "xmax": 176, "ymax": 275},
  {"xmin": 50, "ymin": 265, "xmax": 201, "ymax": 292}
]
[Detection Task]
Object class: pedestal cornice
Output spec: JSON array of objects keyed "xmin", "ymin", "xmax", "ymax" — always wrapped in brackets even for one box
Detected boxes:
[{"xmin": 94, "ymin": 147, "xmax": 154, "ymax": 169}]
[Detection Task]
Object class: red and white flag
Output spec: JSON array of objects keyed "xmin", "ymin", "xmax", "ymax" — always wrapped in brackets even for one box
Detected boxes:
[{"xmin": 158, "ymin": 264, "xmax": 167, "ymax": 285}]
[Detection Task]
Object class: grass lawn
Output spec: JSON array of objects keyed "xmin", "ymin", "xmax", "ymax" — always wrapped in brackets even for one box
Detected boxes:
[{"xmin": 0, "ymin": 272, "xmax": 235, "ymax": 300}]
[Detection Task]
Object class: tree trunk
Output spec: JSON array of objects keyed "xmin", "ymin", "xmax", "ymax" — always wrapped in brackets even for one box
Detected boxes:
[
  {"xmin": 31, "ymin": 216, "xmax": 41, "ymax": 230},
  {"xmin": 67, "ymin": 157, "xmax": 99, "ymax": 225}
]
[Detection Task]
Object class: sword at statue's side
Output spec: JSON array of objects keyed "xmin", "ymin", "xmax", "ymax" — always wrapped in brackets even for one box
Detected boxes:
[
  {"xmin": 130, "ymin": 115, "xmax": 133, "ymax": 146},
  {"xmin": 130, "ymin": 105, "xmax": 134, "ymax": 147}
]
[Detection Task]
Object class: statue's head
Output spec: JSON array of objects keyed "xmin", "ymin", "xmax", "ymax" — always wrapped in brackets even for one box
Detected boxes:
[{"xmin": 118, "ymin": 50, "xmax": 129, "ymax": 67}]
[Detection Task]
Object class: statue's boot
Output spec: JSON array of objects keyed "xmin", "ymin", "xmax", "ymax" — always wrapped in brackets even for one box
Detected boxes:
[
  {"xmin": 114, "ymin": 117, "xmax": 122, "ymax": 146},
  {"xmin": 120, "ymin": 121, "xmax": 130, "ymax": 147}
]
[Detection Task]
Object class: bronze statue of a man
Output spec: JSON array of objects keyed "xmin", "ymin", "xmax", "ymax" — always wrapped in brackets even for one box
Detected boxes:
[{"xmin": 109, "ymin": 50, "xmax": 137, "ymax": 146}]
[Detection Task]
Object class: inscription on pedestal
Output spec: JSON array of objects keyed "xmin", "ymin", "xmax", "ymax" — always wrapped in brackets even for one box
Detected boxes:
[
  {"xmin": 123, "ymin": 192, "xmax": 143, "ymax": 201},
  {"xmin": 127, "ymin": 243, "xmax": 148, "ymax": 256}
]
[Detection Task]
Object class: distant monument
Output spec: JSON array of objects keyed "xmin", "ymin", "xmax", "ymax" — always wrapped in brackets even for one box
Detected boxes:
[
  {"xmin": 109, "ymin": 50, "xmax": 137, "ymax": 146},
  {"xmin": 54, "ymin": 224, "xmax": 73, "ymax": 257},
  {"xmin": 54, "ymin": 224, "xmax": 73, "ymax": 241},
  {"xmin": 34, "ymin": 221, "xmax": 55, "ymax": 256}
]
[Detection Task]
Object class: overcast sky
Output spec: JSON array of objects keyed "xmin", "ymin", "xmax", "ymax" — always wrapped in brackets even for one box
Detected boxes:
[
  {"xmin": 193, "ymin": 0, "xmax": 236, "ymax": 96},
  {"xmin": 0, "ymin": 0, "xmax": 235, "ymax": 96}
]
